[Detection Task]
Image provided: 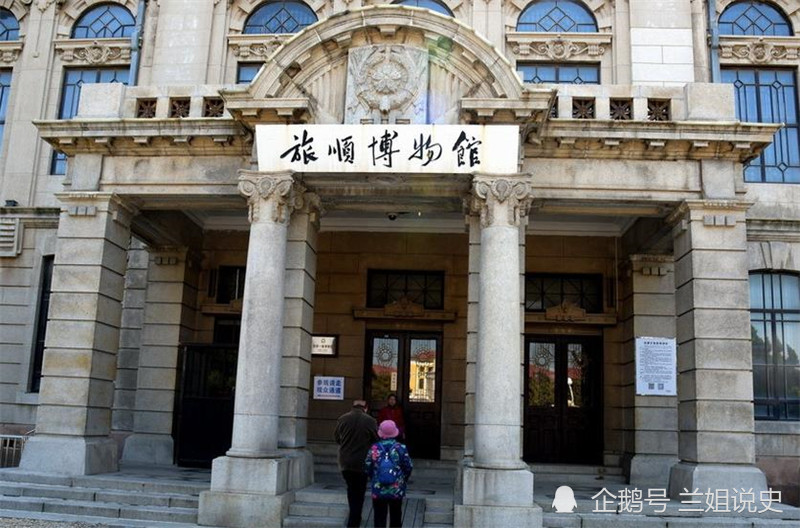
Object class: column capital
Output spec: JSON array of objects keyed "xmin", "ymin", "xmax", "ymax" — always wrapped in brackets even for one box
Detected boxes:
[
  {"xmin": 467, "ymin": 174, "xmax": 533, "ymax": 228},
  {"xmin": 238, "ymin": 170, "xmax": 307, "ymax": 225}
]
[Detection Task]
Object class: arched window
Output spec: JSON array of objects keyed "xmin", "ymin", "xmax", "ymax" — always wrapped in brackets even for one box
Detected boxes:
[
  {"xmin": 0, "ymin": 8, "xmax": 20, "ymax": 41},
  {"xmin": 719, "ymin": 1, "xmax": 793, "ymax": 36},
  {"xmin": 517, "ymin": 0, "xmax": 597, "ymax": 33},
  {"xmin": 71, "ymin": 3, "xmax": 136, "ymax": 39},
  {"xmin": 394, "ymin": 0, "xmax": 453, "ymax": 17},
  {"xmin": 750, "ymin": 271, "xmax": 800, "ymax": 420},
  {"xmin": 243, "ymin": 1, "xmax": 317, "ymax": 34}
]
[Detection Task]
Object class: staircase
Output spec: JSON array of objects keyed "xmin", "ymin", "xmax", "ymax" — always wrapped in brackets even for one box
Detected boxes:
[{"xmin": 0, "ymin": 465, "xmax": 210, "ymax": 527}]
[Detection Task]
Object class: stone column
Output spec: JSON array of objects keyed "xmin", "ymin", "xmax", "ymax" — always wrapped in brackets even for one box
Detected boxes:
[
  {"xmin": 122, "ymin": 247, "xmax": 198, "ymax": 465},
  {"xmin": 19, "ymin": 193, "xmax": 136, "ymax": 475},
  {"xmin": 199, "ymin": 171, "xmax": 314, "ymax": 528},
  {"xmin": 454, "ymin": 176, "xmax": 542, "ymax": 528},
  {"xmin": 622, "ymin": 255, "xmax": 679, "ymax": 487},
  {"xmin": 668, "ymin": 200, "xmax": 767, "ymax": 497}
]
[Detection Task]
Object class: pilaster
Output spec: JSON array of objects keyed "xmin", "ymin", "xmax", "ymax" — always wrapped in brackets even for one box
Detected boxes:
[
  {"xmin": 622, "ymin": 254, "xmax": 679, "ymax": 487},
  {"xmin": 667, "ymin": 200, "xmax": 767, "ymax": 498},
  {"xmin": 122, "ymin": 246, "xmax": 199, "ymax": 465},
  {"xmin": 19, "ymin": 193, "xmax": 136, "ymax": 475}
]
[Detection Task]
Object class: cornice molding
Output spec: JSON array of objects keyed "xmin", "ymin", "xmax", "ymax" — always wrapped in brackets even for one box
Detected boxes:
[
  {"xmin": 54, "ymin": 38, "xmax": 131, "ymax": 65},
  {"xmin": 719, "ymin": 35, "xmax": 800, "ymax": 66}
]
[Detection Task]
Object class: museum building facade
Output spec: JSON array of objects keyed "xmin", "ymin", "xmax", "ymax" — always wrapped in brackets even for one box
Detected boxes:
[{"xmin": 0, "ymin": 0, "xmax": 799, "ymax": 525}]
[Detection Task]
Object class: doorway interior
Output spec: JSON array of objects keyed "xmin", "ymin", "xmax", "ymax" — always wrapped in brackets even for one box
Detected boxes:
[{"xmin": 366, "ymin": 330, "xmax": 443, "ymax": 460}]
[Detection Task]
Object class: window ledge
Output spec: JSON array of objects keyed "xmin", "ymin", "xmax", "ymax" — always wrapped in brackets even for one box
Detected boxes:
[
  {"xmin": 755, "ymin": 420, "xmax": 800, "ymax": 435},
  {"xmin": 0, "ymin": 40, "xmax": 23, "ymax": 65}
]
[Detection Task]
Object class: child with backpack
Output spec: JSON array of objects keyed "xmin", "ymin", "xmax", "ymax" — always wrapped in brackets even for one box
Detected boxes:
[{"xmin": 364, "ymin": 420, "xmax": 413, "ymax": 528}]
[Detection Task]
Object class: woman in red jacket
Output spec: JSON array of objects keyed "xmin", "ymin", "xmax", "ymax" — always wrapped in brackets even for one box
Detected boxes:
[{"xmin": 377, "ymin": 394, "xmax": 405, "ymax": 441}]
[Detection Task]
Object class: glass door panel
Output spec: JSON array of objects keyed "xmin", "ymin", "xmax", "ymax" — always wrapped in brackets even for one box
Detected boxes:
[
  {"xmin": 408, "ymin": 338, "xmax": 437, "ymax": 403},
  {"xmin": 370, "ymin": 336, "xmax": 400, "ymax": 401}
]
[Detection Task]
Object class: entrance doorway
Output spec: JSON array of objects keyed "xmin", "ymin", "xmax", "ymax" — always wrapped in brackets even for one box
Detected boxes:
[
  {"xmin": 366, "ymin": 331, "xmax": 442, "ymax": 460},
  {"xmin": 523, "ymin": 335, "xmax": 603, "ymax": 464}
]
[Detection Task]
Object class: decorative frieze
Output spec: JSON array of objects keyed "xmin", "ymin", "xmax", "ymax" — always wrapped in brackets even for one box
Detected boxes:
[
  {"xmin": 719, "ymin": 36, "xmax": 800, "ymax": 65},
  {"xmin": 468, "ymin": 176, "xmax": 533, "ymax": 228},
  {"xmin": 506, "ymin": 32, "xmax": 611, "ymax": 62},
  {"xmin": 0, "ymin": 41, "xmax": 22, "ymax": 64},
  {"xmin": 228, "ymin": 34, "xmax": 290, "ymax": 59},
  {"xmin": 54, "ymin": 38, "xmax": 131, "ymax": 65}
]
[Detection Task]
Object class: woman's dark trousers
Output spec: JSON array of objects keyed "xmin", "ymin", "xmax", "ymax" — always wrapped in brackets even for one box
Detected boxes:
[{"xmin": 372, "ymin": 497, "xmax": 402, "ymax": 528}]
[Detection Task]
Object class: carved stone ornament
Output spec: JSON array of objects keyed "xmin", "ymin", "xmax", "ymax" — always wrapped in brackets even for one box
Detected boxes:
[
  {"xmin": 345, "ymin": 44, "xmax": 428, "ymax": 124},
  {"xmin": 514, "ymin": 38, "xmax": 606, "ymax": 59},
  {"xmin": 545, "ymin": 301, "xmax": 587, "ymax": 322},
  {"xmin": 231, "ymin": 40, "xmax": 284, "ymax": 59},
  {"xmin": 720, "ymin": 40, "xmax": 799, "ymax": 64},
  {"xmin": 238, "ymin": 171, "xmax": 305, "ymax": 225},
  {"xmin": 384, "ymin": 296, "xmax": 425, "ymax": 318},
  {"xmin": 0, "ymin": 44, "xmax": 21, "ymax": 65},
  {"xmin": 58, "ymin": 43, "xmax": 131, "ymax": 64},
  {"xmin": 469, "ymin": 177, "xmax": 533, "ymax": 228}
]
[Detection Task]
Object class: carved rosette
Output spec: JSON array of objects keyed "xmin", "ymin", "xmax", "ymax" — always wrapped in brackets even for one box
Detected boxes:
[
  {"xmin": 469, "ymin": 177, "xmax": 533, "ymax": 228},
  {"xmin": 238, "ymin": 171, "xmax": 306, "ymax": 225},
  {"xmin": 56, "ymin": 41, "xmax": 132, "ymax": 65},
  {"xmin": 724, "ymin": 41, "xmax": 796, "ymax": 63},
  {"xmin": 513, "ymin": 38, "xmax": 606, "ymax": 60}
]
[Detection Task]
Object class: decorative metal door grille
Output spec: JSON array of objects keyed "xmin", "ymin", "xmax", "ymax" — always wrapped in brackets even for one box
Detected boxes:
[
  {"xmin": 243, "ymin": 1, "xmax": 317, "ymax": 34},
  {"xmin": 367, "ymin": 270, "xmax": 444, "ymax": 310},
  {"xmin": 517, "ymin": 0, "xmax": 597, "ymax": 33},
  {"xmin": 723, "ymin": 68, "xmax": 800, "ymax": 183},
  {"xmin": 719, "ymin": 0, "xmax": 792, "ymax": 36},
  {"xmin": 0, "ymin": 8, "xmax": 19, "ymax": 41},
  {"xmin": 71, "ymin": 4, "xmax": 136, "ymax": 39},
  {"xmin": 525, "ymin": 273, "xmax": 603, "ymax": 313}
]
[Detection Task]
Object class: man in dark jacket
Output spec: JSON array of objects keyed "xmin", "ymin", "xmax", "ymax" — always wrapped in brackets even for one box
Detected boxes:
[{"xmin": 335, "ymin": 399, "xmax": 378, "ymax": 528}]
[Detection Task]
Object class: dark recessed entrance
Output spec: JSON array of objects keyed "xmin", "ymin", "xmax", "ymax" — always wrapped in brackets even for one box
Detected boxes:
[
  {"xmin": 366, "ymin": 331, "xmax": 442, "ymax": 460},
  {"xmin": 523, "ymin": 335, "xmax": 603, "ymax": 464}
]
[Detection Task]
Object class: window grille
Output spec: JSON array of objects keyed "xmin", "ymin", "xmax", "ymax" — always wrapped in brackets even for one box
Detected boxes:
[
  {"xmin": 750, "ymin": 272, "xmax": 800, "ymax": 420},
  {"xmin": 169, "ymin": 97, "xmax": 191, "ymax": 118},
  {"xmin": 367, "ymin": 270, "xmax": 445, "ymax": 310},
  {"xmin": 517, "ymin": 0, "xmax": 597, "ymax": 33},
  {"xmin": 647, "ymin": 99, "xmax": 670, "ymax": 121},
  {"xmin": 243, "ymin": 1, "xmax": 317, "ymax": 34},
  {"xmin": 572, "ymin": 97, "xmax": 595, "ymax": 119},
  {"xmin": 719, "ymin": 0, "xmax": 792, "ymax": 37},
  {"xmin": 518, "ymin": 63, "xmax": 599, "ymax": 84},
  {"xmin": 71, "ymin": 4, "xmax": 136, "ymax": 39},
  {"xmin": 610, "ymin": 98, "xmax": 632, "ymax": 120},
  {"xmin": 525, "ymin": 274, "xmax": 603, "ymax": 313}
]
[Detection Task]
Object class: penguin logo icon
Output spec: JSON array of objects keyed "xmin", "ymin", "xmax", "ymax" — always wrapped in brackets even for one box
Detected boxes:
[{"xmin": 552, "ymin": 485, "xmax": 577, "ymax": 513}]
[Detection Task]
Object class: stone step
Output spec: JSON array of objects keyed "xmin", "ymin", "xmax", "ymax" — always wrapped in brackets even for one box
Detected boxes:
[
  {"xmin": 423, "ymin": 509, "xmax": 453, "ymax": 524},
  {"xmin": 284, "ymin": 515, "xmax": 344, "ymax": 528},
  {"xmin": 0, "ymin": 469, "xmax": 208, "ymax": 495},
  {"xmin": 424, "ymin": 496, "xmax": 453, "ymax": 512},
  {"xmin": 295, "ymin": 488, "xmax": 350, "ymax": 505},
  {"xmin": 0, "ymin": 495, "xmax": 197, "ymax": 524},
  {"xmin": 288, "ymin": 500, "xmax": 349, "ymax": 518},
  {"xmin": 0, "ymin": 481, "xmax": 199, "ymax": 508},
  {"xmin": 531, "ymin": 464, "xmax": 623, "ymax": 476},
  {"xmin": 0, "ymin": 508, "xmax": 220, "ymax": 528}
]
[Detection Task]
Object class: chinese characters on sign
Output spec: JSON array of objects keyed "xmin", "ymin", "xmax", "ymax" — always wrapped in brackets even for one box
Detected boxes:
[
  {"xmin": 589, "ymin": 487, "xmax": 782, "ymax": 514},
  {"xmin": 313, "ymin": 376, "xmax": 344, "ymax": 400},
  {"xmin": 256, "ymin": 124, "xmax": 520, "ymax": 174},
  {"xmin": 635, "ymin": 337, "xmax": 677, "ymax": 396},
  {"xmin": 311, "ymin": 335, "xmax": 337, "ymax": 357}
]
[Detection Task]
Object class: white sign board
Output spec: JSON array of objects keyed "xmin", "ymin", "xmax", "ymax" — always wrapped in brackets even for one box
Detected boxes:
[
  {"xmin": 256, "ymin": 124, "xmax": 519, "ymax": 174},
  {"xmin": 635, "ymin": 337, "xmax": 677, "ymax": 396},
  {"xmin": 311, "ymin": 335, "xmax": 337, "ymax": 357},
  {"xmin": 313, "ymin": 376, "xmax": 344, "ymax": 400}
]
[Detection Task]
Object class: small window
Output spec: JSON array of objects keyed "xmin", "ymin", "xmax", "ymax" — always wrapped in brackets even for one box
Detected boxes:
[
  {"xmin": 394, "ymin": 0, "xmax": 453, "ymax": 17},
  {"xmin": 367, "ymin": 270, "xmax": 445, "ymax": 310},
  {"xmin": 214, "ymin": 317, "xmax": 242, "ymax": 345},
  {"xmin": 237, "ymin": 63, "xmax": 263, "ymax": 84},
  {"xmin": 30, "ymin": 256, "xmax": 55, "ymax": 393},
  {"xmin": 0, "ymin": 70, "xmax": 11, "ymax": 147},
  {"xmin": 518, "ymin": 63, "xmax": 599, "ymax": 84},
  {"xmin": 719, "ymin": 0, "xmax": 792, "ymax": 37},
  {"xmin": 71, "ymin": 3, "xmax": 136, "ymax": 39},
  {"xmin": 0, "ymin": 8, "xmax": 20, "ymax": 41},
  {"xmin": 517, "ymin": 0, "xmax": 597, "ymax": 33},
  {"xmin": 216, "ymin": 266, "xmax": 246, "ymax": 304},
  {"xmin": 243, "ymin": 1, "xmax": 317, "ymax": 34},
  {"xmin": 750, "ymin": 272, "xmax": 800, "ymax": 421},
  {"xmin": 525, "ymin": 274, "xmax": 603, "ymax": 313}
]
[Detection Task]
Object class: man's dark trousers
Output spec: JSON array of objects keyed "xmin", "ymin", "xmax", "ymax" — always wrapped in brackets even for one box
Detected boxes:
[{"xmin": 342, "ymin": 470, "xmax": 368, "ymax": 527}]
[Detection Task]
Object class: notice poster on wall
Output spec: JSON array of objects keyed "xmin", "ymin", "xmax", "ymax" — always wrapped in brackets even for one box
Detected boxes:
[
  {"xmin": 635, "ymin": 337, "xmax": 677, "ymax": 396},
  {"xmin": 313, "ymin": 376, "xmax": 344, "ymax": 400}
]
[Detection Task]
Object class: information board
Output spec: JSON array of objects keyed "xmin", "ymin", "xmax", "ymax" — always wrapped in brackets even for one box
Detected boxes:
[
  {"xmin": 635, "ymin": 337, "xmax": 677, "ymax": 396},
  {"xmin": 313, "ymin": 376, "xmax": 344, "ymax": 400}
]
